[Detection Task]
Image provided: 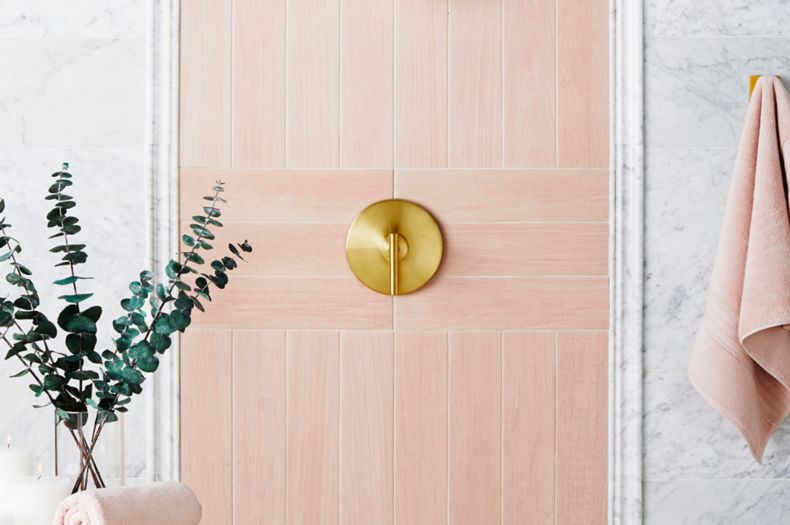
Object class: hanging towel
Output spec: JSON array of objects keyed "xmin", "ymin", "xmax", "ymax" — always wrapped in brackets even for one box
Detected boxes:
[
  {"xmin": 690, "ymin": 76, "xmax": 790, "ymax": 462},
  {"xmin": 52, "ymin": 482, "xmax": 201, "ymax": 525}
]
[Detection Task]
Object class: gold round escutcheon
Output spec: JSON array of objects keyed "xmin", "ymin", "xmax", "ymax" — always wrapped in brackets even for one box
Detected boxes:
[{"xmin": 345, "ymin": 199, "xmax": 443, "ymax": 295}]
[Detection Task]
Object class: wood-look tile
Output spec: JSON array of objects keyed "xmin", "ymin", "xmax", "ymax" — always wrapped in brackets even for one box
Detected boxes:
[
  {"xmin": 503, "ymin": 0, "xmax": 556, "ymax": 167},
  {"xmin": 396, "ymin": 169, "xmax": 608, "ymax": 222},
  {"xmin": 557, "ymin": 0, "xmax": 609, "ymax": 168},
  {"xmin": 232, "ymin": 0, "xmax": 286, "ymax": 167},
  {"xmin": 394, "ymin": 332, "xmax": 448, "ymax": 525},
  {"xmin": 179, "ymin": 169, "xmax": 392, "ymax": 223},
  {"xmin": 448, "ymin": 331, "xmax": 501, "ymax": 525},
  {"xmin": 448, "ymin": 0, "xmax": 502, "ymax": 168},
  {"xmin": 179, "ymin": 222, "xmax": 348, "ymax": 277},
  {"xmin": 396, "ymin": 278, "xmax": 608, "ymax": 330},
  {"xmin": 442, "ymin": 223, "xmax": 608, "ymax": 276},
  {"xmin": 556, "ymin": 331, "xmax": 608, "ymax": 525},
  {"xmin": 180, "ymin": 330, "xmax": 233, "ymax": 525},
  {"xmin": 503, "ymin": 331, "xmax": 556, "ymax": 524},
  {"xmin": 341, "ymin": 331, "xmax": 393, "ymax": 525},
  {"xmin": 190, "ymin": 276, "xmax": 392, "ymax": 330},
  {"xmin": 286, "ymin": 0, "xmax": 340, "ymax": 167},
  {"xmin": 341, "ymin": 0, "xmax": 393, "ymax": 167},
  {"xmin": 180, "ymin": 0, "xmax": 231, "ymax": 167},
  {"xmin": 233, "ymin": 330, "xmax": 286, "ymax": 525},
  {"xmin": 395, "ymin": 0, "xmax": 448, "ymax": 168},
  {"xmin": 287, "ymin": 331, "xmax": 340, "ymax": 525}
]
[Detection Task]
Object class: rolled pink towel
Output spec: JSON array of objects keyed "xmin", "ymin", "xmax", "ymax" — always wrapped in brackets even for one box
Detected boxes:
[{"xmin": 53, "ymin": 482, "xmax": 202, "ymax": 525}]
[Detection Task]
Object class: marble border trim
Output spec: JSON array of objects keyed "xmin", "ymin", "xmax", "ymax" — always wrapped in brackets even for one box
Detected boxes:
[
  {"xmin": 609, "ymin": 0, "xmax": 644, "ymax": 523},
  {"xmin": 144, "ymin": 0, "xmax": 180, "ymax": 482}
]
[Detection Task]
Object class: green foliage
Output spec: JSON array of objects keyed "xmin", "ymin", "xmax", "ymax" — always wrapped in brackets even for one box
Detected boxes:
[{"xmin": 1, "ymin": 169, "xmax": 251, "ymax": 435}]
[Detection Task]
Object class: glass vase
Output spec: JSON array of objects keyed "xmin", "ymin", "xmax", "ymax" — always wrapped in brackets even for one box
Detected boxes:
[{"xmin": 55, "ymin": 411, "xmax": 120, "ymax": 493}]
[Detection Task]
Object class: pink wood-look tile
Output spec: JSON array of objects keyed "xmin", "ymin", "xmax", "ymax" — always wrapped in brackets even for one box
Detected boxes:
[
  {"xmin": 179, "ymin": 0, "xmax": 231, "ymax": 167},
  {"xmin": 448, "ymin": 0, "xmax": 502, "ymax": 168},
  {"xmin": 442, "ymin": 223, "xmax": 608, "ymax": 277},
  {"xmin": 190, "ymin": 276, "xmax": 392, "ymax": 330},
  {"xmin": 341, "ymin": 0, "xmax": 393, "ymax": 167},
  {"xmin": 286, "ymin": 0, "xmax": 340, "ymax": 167},
  {"xmin": 557, "ymin": 0, "xmax": 609, "ymax": 168},
  {"xmin": 182, "ymin": 222, "xmax": 348, "ymax": 277},
  {"xmin": 503, "ymin": 332, "xmax": 556, "ymax": 525},
  {"xmin": 503, "ymin": 0, "xmax": 556, "ymax": 167},
  {"xmin": 232, "ymin": 0, "xmax": 286, "ymax": 167},
  {"xmin": 394, "ymin": 332, "xmax": 448, "ymax": 525},
  {"xmin": 179, "ymin": 169, "xmax": 392, "ymax": 222},
  {"xmin": 287, "ymin": 331, "xmax": 340, "ymax": 525},
  {"xmin": 233, "ymin": 330, "xmax": 286, "ymax": 525},
  {"xmin": 341, "ymin": 332, "xmax": 394, "ymax": 525},
  {"xmin": 396, "ymin": 278, "xmax": 608, "ymax": 330},
  {"xmin": 448, "ymin": 332, "xmax": 501, "ymax": 525},
  {"xmin": 556, "ymin": 332, "xmax": 608, "ymax": 525},
  {"xmin": 395, "ymin": 0, "xmax": 448, "ymax": 168},
  {"xmin": 396, "ymin": 169, "xmax": 608, "ymax": 222},
  {"xmin": 180, "ymin": 330, "xmax": 233, "ymax": 525}
]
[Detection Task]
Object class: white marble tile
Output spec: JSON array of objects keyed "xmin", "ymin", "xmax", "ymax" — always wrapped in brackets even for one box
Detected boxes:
[
  {"xmin": 0, "ymin": 0, "xmax": 144, "ymax": 39},
  {"xmin": 644, "ymin": 256, "xmax": 711, "ymax": 370},
  {"xmin": 0, "ymin": 38, "xmax": 144, "ymax": 147},
  {"xmin": 644, "ymin": 369, "xmax": 790, "ymax": 480},
  {"xmin": 0, "ymin": 147, "xmax": 146, "ymax": 258},
  {"xmin": 645, "ymin": 38, "xmax": 790, "ymax": 148},
  {"xmin": 646, "ymin": 0, "xmax": 790, "ymax": 37},
  {"xmin": 645, "ymin": 479, "xmax": 790, "ymax": 525},
  {"xmin": 645, "ymin": 147, "xmax": 734, "ymax": 263}
]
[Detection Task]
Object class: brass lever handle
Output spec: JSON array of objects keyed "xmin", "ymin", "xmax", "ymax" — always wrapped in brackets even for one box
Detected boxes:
[{"xmin": 388, "ymin": 232, "xmax": 400, "ymax": 296}]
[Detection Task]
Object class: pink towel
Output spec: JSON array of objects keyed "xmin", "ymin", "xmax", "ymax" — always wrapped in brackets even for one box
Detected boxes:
[
  {"xmin": 690, "ymin": 76, "xmax": 790, "ymax": 462},
  {"xmin": 52, "ymin": 482, "xmax": 201, "ymax": 525}
]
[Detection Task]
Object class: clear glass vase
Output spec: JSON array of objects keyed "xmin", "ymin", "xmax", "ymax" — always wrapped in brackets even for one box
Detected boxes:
[{"xmin": 55, "ymin": 411, "xmax": 121, "ymax": 493}]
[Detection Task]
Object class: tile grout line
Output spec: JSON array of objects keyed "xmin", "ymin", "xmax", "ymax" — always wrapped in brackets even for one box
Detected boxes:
[
  {"xmin": 500, "ymin": 330, "xmax": 504, "ymax": 525},
  {"xmin": 553, "ymin": 330, "xmax": 558, "ymax": 525},
  {"xmin": 229, "ymin": 0, "xmax": 234, "ymax": 167},
  {"xmin": 338, "ymin": 330, "xmax": 343, "ymax": 525},
  {"xmin": 283, "ymin": 0, "xmax": 288, "ymax": 167},
  {"xmin": 446, "ymin": 0, "xmax": 451, "ymax": 168},
  {"xmin": 284, "ymin": 330, "xmax": 289, "ymax": 525},
  {"xmin": 554, "ymin": 0, "xmax": 559, "ymax": 167},
  {"xmin": 391, "ymin": 329, "xmax": 397, "ymax": 525},
  {"xmin": 500, "ymin": 0, "xmax": 505, "ymax": 169},
  {"xmin": 446, "ymin": 330, "xmax": 451, "ymax": 525},
  {"xmin": 230, "ymin": 330, "xmax": 235, "ymax": 525},
  {"xmin": 338, "ymin": 0, "xmax": 343, "ymax": 168}
]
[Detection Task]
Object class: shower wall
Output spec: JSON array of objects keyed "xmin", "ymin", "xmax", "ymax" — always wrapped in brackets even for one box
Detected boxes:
[
  {"xmin": 643, "ymin": 0, "xmax": 790, "ymax": 522},
  {"xmin": 178, "ymin": 0, "xmax": 609, "ymax": 523}
]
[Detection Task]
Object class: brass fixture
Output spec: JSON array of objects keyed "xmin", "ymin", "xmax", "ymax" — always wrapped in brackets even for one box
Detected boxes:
[{"xmin": 346, "ymin": 199, "xmax": 443, "ymax": 295}]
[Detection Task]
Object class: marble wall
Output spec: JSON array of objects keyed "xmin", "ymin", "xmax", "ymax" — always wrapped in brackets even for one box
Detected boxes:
[
  {"xmin": 643, "ymin": 0, "xmax": 790, "ymax": 522},
  {"xmin": 0, "ymin": 0, "xmax": 147, "ymax": 483}
]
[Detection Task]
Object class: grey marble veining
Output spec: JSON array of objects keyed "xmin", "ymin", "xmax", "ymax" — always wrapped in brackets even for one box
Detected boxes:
[
  {"xmin": 643, "ymin": 256, "xmax": 712, "ymax": 370},
  {"xmin": 0, "ymin": 2, "xmax": 147, "ymax": 484},
  {"xmin": 646, "ymin": 0, "xmax": 790, "ymax": 38},
  {"xmin": 644, "ymin": 480, "xmax": 790, "ymax": 524},
  {"xmin": 0, "ymin": 0, "xmax": 144, "ymax": 39},
  {"xmin": 644, "ymin": 369, "xmax": 790, "ymax": 480},
  {"xmin": 0, "ymin": 38, "xmax": 144, "ymax": 147},
  {"xmin": 645, "ymin": 147, "xmax": 734, "ymax": 263},
  {"xmin": 645, "ymin": 38, "xmax": 790, "ymax": 148}
]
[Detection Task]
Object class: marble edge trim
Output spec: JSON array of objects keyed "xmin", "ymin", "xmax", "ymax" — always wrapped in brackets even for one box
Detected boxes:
[
  {"xmin": 144, "ymin": 0, "xmax": 180, "ymax": 482},
  {"xmin": 610, "ymin": 0, "xmax": 645, "ymax": 523}
]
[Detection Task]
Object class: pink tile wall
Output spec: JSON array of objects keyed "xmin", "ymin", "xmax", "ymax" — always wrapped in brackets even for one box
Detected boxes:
[{"xmin": 180, "ymin": 0, "xmax": 609, "ymax": 522}]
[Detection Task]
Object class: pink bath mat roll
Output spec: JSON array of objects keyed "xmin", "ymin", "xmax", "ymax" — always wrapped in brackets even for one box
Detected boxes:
[
  {"xmin": 53, "ymin": 481, "xmax": 201, "ymax": 525},
  {"xmin": 690, "ymin": 76, "xmax": 790, "ymax": 462}
]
